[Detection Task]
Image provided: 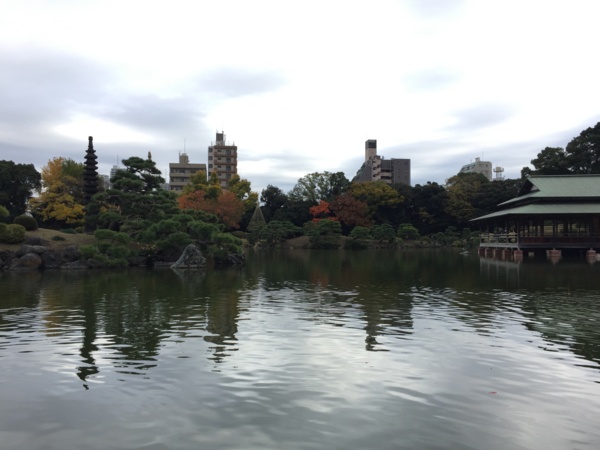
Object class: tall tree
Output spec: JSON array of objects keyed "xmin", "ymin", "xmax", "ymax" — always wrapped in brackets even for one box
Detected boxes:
[
  {"xmin": 349, "ymin": 181, "xmax": 402, "ymax": 225},
  {"xmin": 227, "ymin": 174, "xmax": 259, "ymax": 230},
  {"xmin": 260, "ymin": 185, "xmax": 288, "ymax": 222},
  {"xmin": 288, "ymin": 171, "xmax": 350, "ymax": 204},
  {"xmin": 0, "ymin": 160, "xmax": 41, "ymax": 218},
  {"xmin": 409, "ymin": 182, "xmax": 452, "ymax": 235},
  {"xmin": 565, "ymin": 121, "xmax": 600, "ymax": 173},
  {"xmin": 444, "ymin": 172, "xmax": 489, "ymax": 225},
  {"xmin": 178, "ymin": 189, "xmax": 244, "ymax": 229},
  {"xmin": 330, "ymin": 193, "xmax": 372, "ymax": 232},
  {"xmin": 87, "ymin": 156, "xmax": 176, "ymax": 235},
  {"xmin": 525, "ymin": 146, "xmax": 570, "ymax": 176},
  {"xmin": 30, "ymin": 157, "xmax": 85, "ymax": 228}
]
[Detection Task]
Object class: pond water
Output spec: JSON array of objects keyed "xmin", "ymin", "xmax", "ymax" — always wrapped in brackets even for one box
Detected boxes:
[{"xmin": 1, "ymin": 249, "xmax": 600, "ymax": 449}]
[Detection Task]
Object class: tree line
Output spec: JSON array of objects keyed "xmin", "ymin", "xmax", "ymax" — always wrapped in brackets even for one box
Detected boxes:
[{"xmin": 1, "ymin": 121, "xmax": 599, "ymax": 258}]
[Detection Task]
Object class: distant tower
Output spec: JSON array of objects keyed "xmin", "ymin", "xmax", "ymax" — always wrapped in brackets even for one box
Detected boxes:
[
  {"xmin": 83, "ymin": 136, "xmax": 98, "ymax": 204},
  {"xmin": 365, "ymin": 139, "xmax": 377, "ymax": 161},
  {"xmin": 83, "ymin": 136, "xmax": 99, "ymax": 232},
  {"xmin": 208, "ymin": 131, "xmax": 238, "ymax": 188},
  {"xmin": 494, "ymin": 166, "xmax": 505, "ymax": 181}
]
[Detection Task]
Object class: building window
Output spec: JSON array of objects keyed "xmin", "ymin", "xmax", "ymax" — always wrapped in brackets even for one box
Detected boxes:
[{"xmin": 208, "ymin": 164, "xmax": 213, "ymax": 169}]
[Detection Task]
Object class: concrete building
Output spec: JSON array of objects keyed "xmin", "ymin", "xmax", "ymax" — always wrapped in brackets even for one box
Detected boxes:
[
  {"xmin": 459, "ymin": 157, "xmax": 493, "ymax": 181},
  {"xmin": 208, "ymin": 131, "xmax": 237, "ymax": 188},
  {"xmin": 169, "ymin": 153, "xmax": 206, "ymax": 192},
  {"xmin": 353, "ymin": 139, "xmax": 411, "ymax": 186}
]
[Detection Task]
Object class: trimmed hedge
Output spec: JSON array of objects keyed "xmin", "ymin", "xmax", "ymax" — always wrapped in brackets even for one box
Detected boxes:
[
  {"xmin": 13, "ymin": 214, "xmax": 38, "ymax": 231},
  {"xmin": 0, "ymin": 224, "xmax": 26, "ymax": 244}
]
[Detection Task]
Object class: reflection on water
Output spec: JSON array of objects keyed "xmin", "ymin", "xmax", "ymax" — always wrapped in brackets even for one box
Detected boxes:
[{"xmin": 1, "ymin": 250, "xmax": 600, "ymax": 449}]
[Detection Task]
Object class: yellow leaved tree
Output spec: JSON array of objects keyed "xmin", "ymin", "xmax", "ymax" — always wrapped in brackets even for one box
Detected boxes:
[{"xmin": 30, "ymin": 157, "xmax": 86, "ymax": 227}]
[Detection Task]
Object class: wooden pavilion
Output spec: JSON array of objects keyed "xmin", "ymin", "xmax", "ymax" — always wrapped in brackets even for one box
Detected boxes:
[{"xmin": 471, "ymin": 175, "xmax": 600, "ymax": 258}]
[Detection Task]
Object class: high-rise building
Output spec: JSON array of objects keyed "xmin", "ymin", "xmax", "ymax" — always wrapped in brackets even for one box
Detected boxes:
[
  {"xmin": 169, "ymin": 153, "xmax": 206, "ymax": 191},
  {"xmin": 208, "ymin": 131, "xmax": 237, "ymax": 188},
  {"xmin": 353, "ymin": 139, "xmax": 411, "ymax": 186}
]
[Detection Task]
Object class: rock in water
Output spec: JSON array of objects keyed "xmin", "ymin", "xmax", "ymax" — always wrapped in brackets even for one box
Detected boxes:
[{"xmin": 170, "ymin": 244, "xmax": 206, "ymax": 269}]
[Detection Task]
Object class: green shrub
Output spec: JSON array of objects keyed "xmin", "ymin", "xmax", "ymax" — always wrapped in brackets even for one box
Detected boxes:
[
  {"xmin": 75, "ymin": 227, "xmax": 84, "ymax": 234},
  {"xmin": 0, "ymin": 205, "xmax": 9, "ymax": 222},
  {"xmin": 51, "ymin": 235, "xmax": 66, "ymax": 241},
  {"xmin": 1, "ymin": 224, "xmax": 26, "ymax": 244},
  {"xmin": 0, "ymin": 222, "xmax": 6, "ymax": 240},
  {"xmin": 13, "ymin": 214, "xmax": 38, "ymax": 231},
  {"xmin": 95, "ymin": 229, "xmax": 116, "ymax": 241},
  {"xmin": 60, "ymin": 228, "xmax": 77, "ymax": 234},
  {"xmin": 79, "ymin": 245, "xmax": 99, "ymax": 259},
  {"xmin": 397, "ymin": 223, "xmax": 419, "ymax": 240},
  {"xmin": 349, "ymin": 226, "xmax": 372, "ymax": 240}
]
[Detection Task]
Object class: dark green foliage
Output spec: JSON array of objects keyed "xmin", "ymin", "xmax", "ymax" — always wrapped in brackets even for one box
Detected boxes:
[
  {"xmin": 565, "ymin": 122, "xmax": 600, "ymax": 174},
  {"xmin": 408, "ymin": 182, "xmax": 453, "ymax": 235},
  {"xmin": 85, "ymin": 229, "xmax": 133, "ymax": 267},
  {"xmin": 86, "ymin": 156, "xmax": 176, "ymax": 235},
  {"xmin": 372, "ymin": 224, "xmax": 396, "ymax": 244},
  {"xmin": 273, "ymin": 198, "xmax": 313, "ymax": 227},
  {"xmin": 397, "ymin": 223, "xmax": 419, "ymax": 240},
  {"xmin": 526, "ymin": 147, "xmax": 570, "ymax": 175},
  {"xmin": 260, "ymin": 185, "xmax": 288, "ymax": 222},
  {"xmin": 349, "ymin": 226, "xmax": 372, "ymax": 240},
  {"xmin": 305, "ymin": 219, "xmax": 342, "ymax": 249},
  {"xmin": 0, "ymin": 224, "xmax": 26, "ymax": 244},
  {"xmin": 60, "ymin": 228, "xmax": 77, "ymax": 234},
  {"xmin": 0, "ymin": 205, "xmax": 9, "ymax": 222},
  {"xmin": 13, "ymin": 214, "xmax": 37, "ymax": 230},
  {"xmin": 51, "ymin": 235, "xmax": 66, "ymax": 241},
  {"xmin": 0, "ymin": 160, "xmax": 41, "ymax": 218},
  {"xmin": 249, "ymin": 220, "xmax": 301, "ymax": 247},
  {"xmin": 208, "ymin": 233, "xmax": 244, "ymax": 265},
  {"xmin": 347, "ymin": 226, "xmax": 372, "ymax": 250},
  {"xmin": 524, "ymin": 122, "xmax": 600, "ymax": 175},
  {"xmin": 288, "ymin": 171, "xmax": 350, "ymax": 204}
]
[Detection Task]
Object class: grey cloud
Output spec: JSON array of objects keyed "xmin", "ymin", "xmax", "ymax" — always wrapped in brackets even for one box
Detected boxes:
[
  {"xmin": 100, "ymin": 95, "xmax": 206, "ymax": 134},
  {"xmin": 195, "ymin": 67, "xmax": 286, "ymax": 98},
  {"xmin": 0, "ymin": 45, "xmax": 112, "ymax": 124},
  {"xmin": 449, "ymin": 104, "xmax": 514, "ymax": 132}
]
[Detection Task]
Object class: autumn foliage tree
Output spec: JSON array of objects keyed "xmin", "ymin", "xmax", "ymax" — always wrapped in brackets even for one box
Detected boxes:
[
  {"xmin": 178, "ymin": 189, "xmax": 244, "ymax": 229},
  {"xmin": 309, "ymin": 200, "xmax": 336, "ymax": 222},
  {"xmin": 330, "ymin": 193, "xmax": 372, "ymax": 231},
  {"xmin": 30, "ymin": 157, "xmax": 85, "ymax": 227},
  {"xmin": 177, "ymin": 173, "xmax": 251, "ymax": 230}
]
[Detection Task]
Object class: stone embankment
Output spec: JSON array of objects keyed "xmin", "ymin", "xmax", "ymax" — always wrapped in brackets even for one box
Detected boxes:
[{"xmin": 0, "ymin": 236, "xmax": 91, "ymax": 271}]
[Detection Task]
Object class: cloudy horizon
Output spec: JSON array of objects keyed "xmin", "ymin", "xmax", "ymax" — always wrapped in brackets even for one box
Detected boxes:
[{"xmin": 1, "ymin": 0, "xmax": 599, "ymax": 194}]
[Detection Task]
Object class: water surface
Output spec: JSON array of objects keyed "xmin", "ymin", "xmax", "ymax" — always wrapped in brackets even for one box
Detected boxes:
[{"xmin": 1, "ymin": 250, "xmax": 600, "ymax": 449}]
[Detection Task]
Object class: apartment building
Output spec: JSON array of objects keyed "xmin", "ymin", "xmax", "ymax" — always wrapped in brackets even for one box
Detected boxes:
[
  {"xmin": 353, "ymin": 139, "xmax": 411, "ymax": 186},
  {"xmin": 459, "ymin": 157, "xmax": 493, "ymax": 181},
  {"xmin": 169, "ymin": 153, "xmax": 206, "ymax": 191},
  {"xmin": 208, "ymin": 131, "xmax": 237, "ymax": 188}
]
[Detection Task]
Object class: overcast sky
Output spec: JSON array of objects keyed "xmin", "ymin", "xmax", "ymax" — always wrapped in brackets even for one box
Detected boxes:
[{"xmin": 1, "ymin": 0, "xmax": 599, "ymax": 194}]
